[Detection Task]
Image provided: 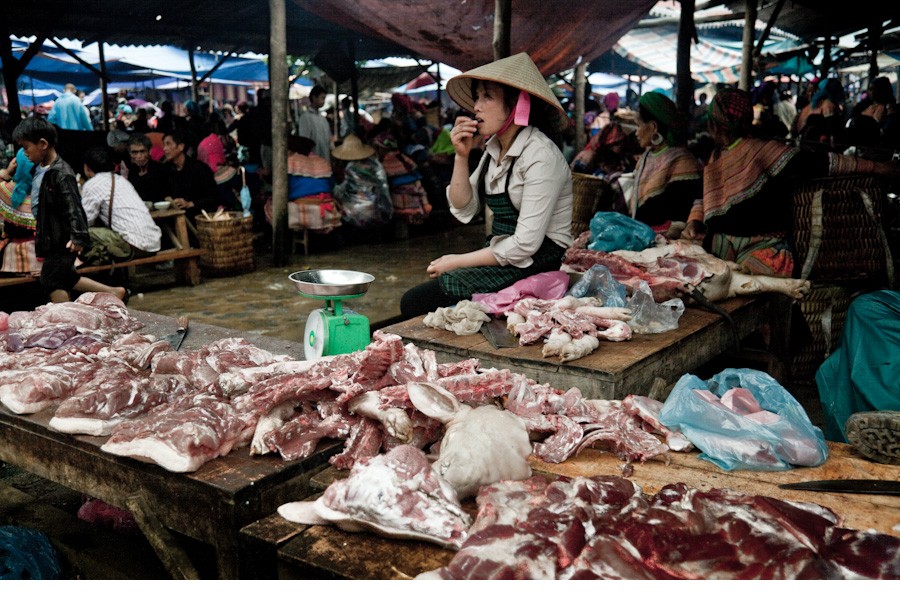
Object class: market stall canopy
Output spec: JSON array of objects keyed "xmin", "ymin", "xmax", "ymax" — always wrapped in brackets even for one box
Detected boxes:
[
  {"xmin": 5, "ymin": 0, "xmax": 421, "ymax": 61},
  {"xmin": 589, "ymin": 14, "xmax": 803, "ymax": 84},
  {"xmin": 292, "ymin": 0, "xmax": 659, "ymax": 75}
]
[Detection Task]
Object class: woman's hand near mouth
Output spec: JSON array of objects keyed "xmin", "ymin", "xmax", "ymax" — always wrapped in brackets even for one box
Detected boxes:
[{"xmin": 450, "ymin": 116, "xmax": 480, "ymax": 157}]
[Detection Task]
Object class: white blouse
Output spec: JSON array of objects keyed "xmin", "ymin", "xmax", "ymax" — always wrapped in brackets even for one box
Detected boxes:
[{"xmin": 449, "ymin": 126, "xmax": 573, "ymax": 268}]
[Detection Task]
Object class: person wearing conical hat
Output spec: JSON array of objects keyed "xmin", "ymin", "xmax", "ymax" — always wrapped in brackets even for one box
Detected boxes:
[
  {"xmin": 332, "ymin": 134, "xmax": 393, "ymax": 229},
  {"xmin": 400, "ymin": 52, "xmax": 573, "ymax": 318}
]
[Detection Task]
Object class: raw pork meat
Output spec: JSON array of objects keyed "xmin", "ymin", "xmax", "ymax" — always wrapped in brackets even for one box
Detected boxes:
[
  {"xmin": 101, "ymin": 396, "xmax": 253, "ymax": 472},
  {"xmin": 278, "ymin": 445, "xmax": 471, "ymax": 549},
  {"xmin": 419, "ymin": 475, "xmax": 900, "ymax": 580}
]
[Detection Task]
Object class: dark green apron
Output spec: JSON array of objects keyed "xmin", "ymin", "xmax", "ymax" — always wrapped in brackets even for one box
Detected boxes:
[{"xmin": 439, "ymin": 154, "xmax": 566, "ymax": 299}]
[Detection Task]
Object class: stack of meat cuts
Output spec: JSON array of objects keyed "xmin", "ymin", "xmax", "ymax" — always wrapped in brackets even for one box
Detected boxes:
[
  {"xmin": 418, "ymin": 475, "xmax": 900, "ymax": 580},
  {"xmin": 0, "ymin": 293, "xmax": 692, "ymax": 475}
]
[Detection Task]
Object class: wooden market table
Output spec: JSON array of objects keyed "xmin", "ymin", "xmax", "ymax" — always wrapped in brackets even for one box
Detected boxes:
[
  {"xmin": 382, "ymin": 295, "xmax": 790, "ymax": 399},
  {"xmin": 239, "ymin": 441, "xmax": 900, "ymax": 580},
  {"xmin": 0, "ymin": 310, "xmax": 336, "ymax": 579}
]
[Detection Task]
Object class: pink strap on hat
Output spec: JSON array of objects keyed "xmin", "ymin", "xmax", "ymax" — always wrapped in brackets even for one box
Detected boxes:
[{"xmin": 496, "ymin": 90, "xmax": 532, "ymax": 137}]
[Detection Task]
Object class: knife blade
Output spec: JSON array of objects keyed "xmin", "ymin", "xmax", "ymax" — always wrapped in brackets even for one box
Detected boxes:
[
  {"xmin": 778, "ymin": 479, "xmax": 900, "ymax": 496},
  {"xmin": 162, "ymin": 315, "xmax": 189, "ymax": 351},
  {"xmin": 481, "ymin": 319, "xmax": 519, "ymax": 349}
]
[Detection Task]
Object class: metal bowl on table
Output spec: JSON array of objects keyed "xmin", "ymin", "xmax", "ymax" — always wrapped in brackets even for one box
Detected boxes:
[{"xmin": 289, "ymin": 269, "xmax": 375, "ymax": 297}]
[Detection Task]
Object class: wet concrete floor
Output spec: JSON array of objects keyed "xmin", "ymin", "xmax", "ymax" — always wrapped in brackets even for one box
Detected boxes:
[{"xmin": 128, "ymin": 216, "xmax": 486, "ymax": 345}]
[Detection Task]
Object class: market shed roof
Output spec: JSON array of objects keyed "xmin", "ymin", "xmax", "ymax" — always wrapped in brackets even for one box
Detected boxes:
[{"xmin": 6, "ymin": 0, "xmax": 420, "ymax": 61}]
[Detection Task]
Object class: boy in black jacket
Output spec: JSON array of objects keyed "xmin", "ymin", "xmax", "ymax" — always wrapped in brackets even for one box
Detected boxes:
[{"xmin": 12, "ymin": 117, "xmax": 127, "ymax": 303}]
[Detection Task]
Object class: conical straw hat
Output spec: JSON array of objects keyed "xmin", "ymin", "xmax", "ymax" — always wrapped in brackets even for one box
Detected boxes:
[
  {"xmin": 332, "ymin": 133, "xmax": 375, "ymax": 161},
  {"xmin": 446, "ymin": 53, "xmax": 565, "ymax": 118}
]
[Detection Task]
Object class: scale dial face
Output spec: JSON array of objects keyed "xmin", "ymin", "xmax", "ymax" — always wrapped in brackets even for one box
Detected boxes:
[{"xmin": 304, "ymin": 309, "xmax": 327, "ymax": 359}]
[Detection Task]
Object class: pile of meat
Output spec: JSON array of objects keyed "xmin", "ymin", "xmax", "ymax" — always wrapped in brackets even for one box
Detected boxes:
[
  {"xmin": 419, "ymin": 475, "xmax": 900, "ymax": 580},
  {"xmin": 563, "ymin": 233, "xmax": 811, "ymax": 303},
  {"xmin": 0, "ymin": 293, "xmax": 690, "ymax": 474},
  {"xmin": 504, "ymin": 296, "xmax": 633, "ymax": 362}
]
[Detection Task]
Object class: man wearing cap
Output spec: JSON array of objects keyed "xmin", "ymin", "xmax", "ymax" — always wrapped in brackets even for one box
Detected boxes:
[{"xmin": 400, "ymin": 52, "xmax": 573, "ymax": 318}]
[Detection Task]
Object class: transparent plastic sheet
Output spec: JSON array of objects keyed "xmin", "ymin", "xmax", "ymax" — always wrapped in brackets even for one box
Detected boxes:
[
  {"xmin": 566, "ymin": 264, "xmax": 627, "ymax": 307},
  {"xmin": 626, "ymin": 280, "xmax": 684, "ymax": 334},
  {"xmin": 587, "ymin": 211, "xmax": 656, "ymax": 252},
  {"xmin": 659, "ymin": 368, "xmax": 829, "ymax": 471}
]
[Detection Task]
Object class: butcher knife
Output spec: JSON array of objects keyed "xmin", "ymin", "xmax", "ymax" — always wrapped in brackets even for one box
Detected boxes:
[
  {"xmin": 481, "ymin": 319, "xmax": 519, "ymax": 349},
  {"xmin": 162, "ymin": 315, "xmax": 189, "ymax": 351},
  {"xmin": 778, "ymin": 479, "xmax": 900, "ymax": 496}
]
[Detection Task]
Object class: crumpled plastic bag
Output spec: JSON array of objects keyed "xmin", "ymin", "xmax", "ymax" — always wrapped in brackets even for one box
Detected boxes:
[
  {"xmin": 471, "ymin": 271, "xmax": 570, "ymax": 314},
  {"xmin": 626, "ymin": 280, "xmax": 684, "ymax": 334},
  {"xmin": 659, "ymin": 368, "xmax": 829, "ymax": 471},
  {"xmin": 566, "ymin": 264, "xmax": 627, "ymax": 307},
  {"xmin": 587, "ymin": 211, "xmax": 656, "ymax": 252}
]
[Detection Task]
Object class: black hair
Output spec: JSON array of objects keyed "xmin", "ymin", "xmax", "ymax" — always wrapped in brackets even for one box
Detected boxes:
[
  {"xmin": 129, "ymin": 133, "xmax": 152, "ymax": 150},
  {"xmin": 164, "ymin": 130, "xmax": 189, "ymax": 147},
  {"xmin": 468, "ymin": 80, "xmax": 564, "ymax": 147},
  {"xmin": 310, "ymin": 85, "xmax": 327, "ymax": 98},
  {"xmin": 638, "ymin": 103, "xmax": 669, "ymax": 139},
  {"xmin": 12, "ymin": 116, "xmax": 57, "ymax": 146},
  {"xmin": 83, "ymin": 146, "xmax": 114, "ymax": 173}
]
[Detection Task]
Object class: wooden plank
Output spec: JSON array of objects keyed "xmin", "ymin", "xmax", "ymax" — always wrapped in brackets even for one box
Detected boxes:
[
  {"xmin": 0, "ymin": 248, "xmax": 204, "ymax": 288},
  {"xmin": 383, "ymin": 296, "xmax": 775, "ymax": 398}
]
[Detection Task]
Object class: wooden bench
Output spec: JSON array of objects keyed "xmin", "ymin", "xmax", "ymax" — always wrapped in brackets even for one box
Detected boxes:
[{"xmin": 0, "ymin": 247, "xmax": 204, "ymax": 289}]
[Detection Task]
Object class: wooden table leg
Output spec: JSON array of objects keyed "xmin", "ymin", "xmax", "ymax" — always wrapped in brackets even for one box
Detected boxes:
[{"xmin": 126, "ymin": 493, "xmax": 200, "ymax": 580}]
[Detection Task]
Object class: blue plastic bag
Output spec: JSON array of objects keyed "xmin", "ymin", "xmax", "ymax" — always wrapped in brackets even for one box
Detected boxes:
[
  {"xmin": 587, "ymin": 212, "xmax": 656, "ymax": 252},
  {"xmin": 567, "ymin": 264, "xmax": 627, "ymax": 307},
  {"xmin": 659, "ymin": 368, "xmax": 829, "ymax": 471}
]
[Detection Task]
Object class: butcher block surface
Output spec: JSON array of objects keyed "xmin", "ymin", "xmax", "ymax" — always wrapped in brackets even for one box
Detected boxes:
[
  {"xmin": 241, "ymin": 442, "xmax": 899, "ymax": 579},
  {"xmin": 382, "ymin": 296, "xmax": 778, "ymax": 399}
]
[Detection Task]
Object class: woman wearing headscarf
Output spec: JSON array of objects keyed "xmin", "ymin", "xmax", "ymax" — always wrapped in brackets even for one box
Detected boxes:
[
  {"xmin": 626, "ymin": 91, "xmax": 702, "ymax": 237},
  {"xmin": 400, "ymin": 52, "xmax": 573, "ymax": 318},
  {"xmin": 683, "ymin": 87, "xmax": 900, "ymax": 276},
  {"xmin": 0, "ymin": 147, "xmax": 40, "ymax": 274}
]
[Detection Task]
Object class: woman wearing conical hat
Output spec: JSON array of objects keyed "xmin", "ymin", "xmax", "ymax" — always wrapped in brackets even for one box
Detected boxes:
[{"xmin": 400, "ymin": 53, "xmax": 573, "ymax": 318}]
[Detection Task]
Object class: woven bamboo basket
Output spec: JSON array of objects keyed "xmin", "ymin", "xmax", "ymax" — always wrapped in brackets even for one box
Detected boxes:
[
  {"xmin": 571, "ymin": 173, "xmax": 612, "ymax": 238},
  {"xmin": 791, "ymin": 175, "xmax": 892, "ymax": 285},
  {"xmin": 196, "ymin": 211, "xmax": 255, "ymax": 276},
  {"xmin": 790, "ymin": 283, "xmax": 875, "ymax": 381}
]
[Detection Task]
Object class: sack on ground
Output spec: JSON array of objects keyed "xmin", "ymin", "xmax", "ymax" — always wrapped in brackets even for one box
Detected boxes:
[{"xmin": 81, "ymin": 226, "xmax": 134, "ymax": 265}]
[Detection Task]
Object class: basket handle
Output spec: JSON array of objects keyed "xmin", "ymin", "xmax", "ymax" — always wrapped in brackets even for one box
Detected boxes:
[{"xmin": 857, "ymin": 187, "xmax": 896, "ymax": 287}]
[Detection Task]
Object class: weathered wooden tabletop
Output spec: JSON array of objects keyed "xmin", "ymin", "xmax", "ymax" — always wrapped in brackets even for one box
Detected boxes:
[
  {"xmin": 382, "ymin": 295, "xmax": 784, "ymax": 399},
  {"xmin": 240, "ymin": 441, "xmax": 899, "ymax": 580}
]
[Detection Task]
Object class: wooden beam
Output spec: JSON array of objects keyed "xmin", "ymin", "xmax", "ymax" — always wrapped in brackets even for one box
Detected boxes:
[
  {"xmin": 196, "ymin": 47, "xmax": 240, "ymax": 84},
  {"xmin": 574, "ymin": 60, "xmax": 586, "ymax": 153},
  {"xmin": 49, "ymin": 38, "xmax": 104, "ymax": 78},
  {"xmin": 188, "ymin": 47, "xmax": 198, "ymax": 103},
  {"xmin": 97, "ymin": 42, "xmax": 110, "ymax": 132},
  {"xmin": 677, "ymin": 0, "xmax": 696, "ymax": 120},
  {"xmin": 753, "ymin": 0, "xmax": 786, "ymax": 56}
]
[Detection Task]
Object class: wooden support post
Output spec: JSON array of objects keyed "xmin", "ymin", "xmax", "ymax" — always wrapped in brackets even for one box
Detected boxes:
[
  {"xmin": 740, "ymin": 0, "xmax": 758, "ymax": 91},
  {"xmin": 97, "ymin": 41, "xmax": 110, "ymax": 132},
  {"xmin": 269, "ymin": 0, "xmax": 289, "ymax": 266},
  {"xmin": 126, "ymin": 494, "xmax": 200, "ymax": 580},
  {"xmin": 188, "ymin": 47, "xmax": 198, "ymax": 104},
  {"xmin": 574, "ymin": 60, "xmax": 586, "ymax": 153},
  {"xmin": 676, "ymin": 0, "xmax": 695, "ymax": 120},
  {"xmin": 493, "ymin": 0, "xmax": 511, "ymax": 61}
]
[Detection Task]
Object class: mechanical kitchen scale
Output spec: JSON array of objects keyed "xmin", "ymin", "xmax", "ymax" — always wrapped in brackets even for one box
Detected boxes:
[{"xmin": 289, "ymin": 269, "xmax": 375, "ymax": 359}]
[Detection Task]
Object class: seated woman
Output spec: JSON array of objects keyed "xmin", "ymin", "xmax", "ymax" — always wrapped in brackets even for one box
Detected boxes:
[
  {"xmin": 683, "ymin": 87, "xmax": 900, "ymax": 277},
  {"xmin": 625, "ymin": 91, "xmax": 702, "ymax": 237},
  {"xmin": 400, "ymin": 52, "xmax": 573, "ymax": 318},
  {"xmin": 0, "ymin": 148, "xmax": 40, "ymax": 274}
]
